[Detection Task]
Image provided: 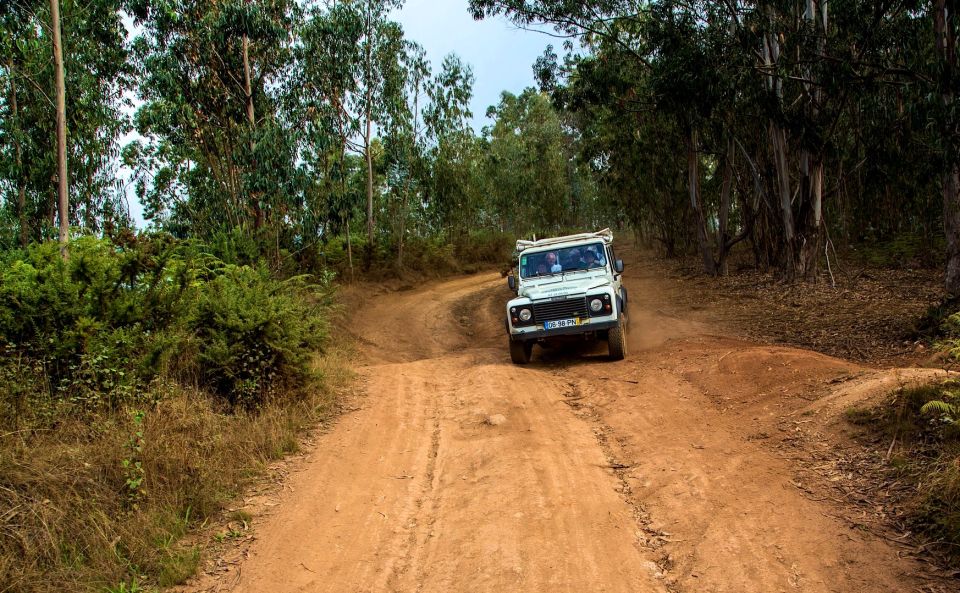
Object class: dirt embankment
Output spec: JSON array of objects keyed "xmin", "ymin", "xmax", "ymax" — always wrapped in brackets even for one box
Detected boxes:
[{"xmin": 180, "ymin": 257, "xmax": 956, "ymax": 593}]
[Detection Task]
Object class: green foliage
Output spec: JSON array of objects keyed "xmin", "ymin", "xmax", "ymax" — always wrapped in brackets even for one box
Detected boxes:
[
  {"xmin": 189, "ymin": 265, "xmax": 331, "ymax": 407},
  {"xmin": 0, "ymin": 234, "xmax": 335, "ymax": 427},
  {"xmin": 0, "ymin": 235, "xmax": 192, "ymax": 422},
  {"xmin": 846, "ymin": 380, "xmax": 960, "ymax": 557},
  {"xmin": 0, "ymin": 0, "xmax": 133, "ymax": 246},
  {"xmin": 921, "ymin": 399, "xmax": 959, "ymax": 423},
  {"xmin": 471, "ymin": 0, "xmax": 954, "ymax": 278},
  {"xmin": 122, "ymin": 410, "xmax": 147, "ymax": 509},
  {"xmin": 928, "ymin": 310, "xmax": 960, "ymax": 360}
]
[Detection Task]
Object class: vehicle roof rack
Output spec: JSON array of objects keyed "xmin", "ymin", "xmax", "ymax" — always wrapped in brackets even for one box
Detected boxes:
[{"xmin": 515, "ymin": 229, "xmax": 613, "ymax": 252}]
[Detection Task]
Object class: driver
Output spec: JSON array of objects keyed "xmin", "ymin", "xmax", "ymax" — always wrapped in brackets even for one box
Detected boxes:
[{"xmin": 584, "ymin": 249, "xmax": 603, "ymax": 268}]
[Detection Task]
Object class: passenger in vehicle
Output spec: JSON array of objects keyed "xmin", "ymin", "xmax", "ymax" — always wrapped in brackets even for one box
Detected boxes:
[
  {"xmin": 566, "ymin": 249, "xmax": 585, "ymax": 269},
  {"xmin": 584, "ymin": 249, "xmax": 603, "ymax": 268},
  {"xmin": 544, "ymin": 251, "xmax": 562, "ymax": 273}
]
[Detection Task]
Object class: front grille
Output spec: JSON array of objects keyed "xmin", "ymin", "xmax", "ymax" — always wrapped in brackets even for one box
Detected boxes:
[{"xmin": 533, "ymin": 297, "xmax": 589, "ymax": 322}]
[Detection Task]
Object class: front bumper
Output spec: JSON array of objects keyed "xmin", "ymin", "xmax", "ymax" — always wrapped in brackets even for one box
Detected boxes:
[{"xmin": 509, "ymin": 318, "xmax": 619, "ymax": 342}]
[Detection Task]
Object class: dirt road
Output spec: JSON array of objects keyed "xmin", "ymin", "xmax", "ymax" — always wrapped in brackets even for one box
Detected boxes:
[{"xmin": 189, "ymin": 263, "xmax": 954, "ymax": 592}]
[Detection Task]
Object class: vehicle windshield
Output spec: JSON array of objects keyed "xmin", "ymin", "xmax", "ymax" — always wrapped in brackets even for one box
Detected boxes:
[{"xmin": 519, "ymin": 242, "xmax": 608, "ymax": 279}]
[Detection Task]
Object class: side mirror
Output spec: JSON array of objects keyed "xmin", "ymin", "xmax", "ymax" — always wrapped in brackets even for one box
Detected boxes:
[
  {"xmin": 507, "ymin": 275, "xmax": 516, "ymax": 290},
  {"xmin": 614, "ymin": 259, "xmax": 624, "ymax": 274}
]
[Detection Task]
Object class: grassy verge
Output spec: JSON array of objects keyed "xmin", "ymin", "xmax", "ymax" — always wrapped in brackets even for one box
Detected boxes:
[
  {"xmin": 0, "ymin": 235, "xmax": 351, "ymax": 592},
  {"xmin": 1, "ymin": 358, "xmax": 348, "ymax": 592}
]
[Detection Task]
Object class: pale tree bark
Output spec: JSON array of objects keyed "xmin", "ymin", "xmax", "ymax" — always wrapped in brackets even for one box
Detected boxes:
[
  {"xmin": 364, "ymin": 103, "xmax": 374, "ymax": 244},
  {"xmin": 795, "ymin": 0, "xmax": 827, "ymax": 280},
  {"xmin": 50, "ymin": 0, "xmax": 69, "ymax": 259},
  {"xmin": 242, "ymin": 32, "xmax": 263, "ymax": 230},
  {"xmin": 8, "ymin": 58, "xmax": 28, "ymax": 247},
  {"xmin": 398, "ymin": 86, "xmax": 422, "ymax": 271},
  {"xmin": 687, "ymin": 128, "xmax": 716, "ymax": 276},
  {"xmin": 936, "ymin": 0, "xmax": 960, "ymax": 295},
  {"xmin": 762, "ymin": 21, "xmax": 796, "ymax": 278},
  {"xmin": 363, "ymin": 3, "xmax": 375, "ymax": 254}
]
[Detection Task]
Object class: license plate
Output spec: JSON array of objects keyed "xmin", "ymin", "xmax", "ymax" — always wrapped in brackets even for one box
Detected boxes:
[{"xmin": 544, "ymin": 318, "xmax": 581, "ymax": 330}]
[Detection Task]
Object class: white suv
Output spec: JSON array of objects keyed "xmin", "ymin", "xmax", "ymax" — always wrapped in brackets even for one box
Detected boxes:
[{"xmin": 505, "ymin": 229, "xmax": 628, "ymax": 364}]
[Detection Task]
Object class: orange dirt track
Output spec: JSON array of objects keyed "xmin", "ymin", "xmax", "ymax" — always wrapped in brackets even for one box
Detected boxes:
[{"xmin": 185, "ymin": 263, "xmax": 954, "ymax": 593}]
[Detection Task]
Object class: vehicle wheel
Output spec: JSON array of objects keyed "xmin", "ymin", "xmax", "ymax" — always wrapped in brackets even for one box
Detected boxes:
[
  {"xmin": 608, "ymin": 318, "xmax": 627, "ymax": 361},
  {"xmin": 510, "ymin": 339, "xmax": 532, "ymax": 364}
]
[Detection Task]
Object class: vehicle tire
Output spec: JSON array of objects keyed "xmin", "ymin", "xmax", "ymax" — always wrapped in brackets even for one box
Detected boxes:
[
  {"xmin": 608, "ymin": 317, "xmax": 627, "ymax": 361},
  {"xmin": 510, "ymin": 339, "xmax": 532, "ymax": 364}
]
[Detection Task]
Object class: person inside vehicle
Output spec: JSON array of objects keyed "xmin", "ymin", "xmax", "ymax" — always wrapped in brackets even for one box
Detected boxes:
[
  {"xmin": 544, "ymin": 251, "xmax": 562, "ymax": 273},
  {"xmin": 566, "ymin": 248, "xmax": 585, "ymax": 269},
  {"xmin": 536, "ymin": 262, "xmax": 549, "ymax": 276},
  {"xmin": 584, "ymin": 249, "xmax": 603, "ymax": 268}
]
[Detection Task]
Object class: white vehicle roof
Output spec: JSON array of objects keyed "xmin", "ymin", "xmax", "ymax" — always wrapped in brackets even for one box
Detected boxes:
[{"xmin": 515, "ymin": 229, "xmax": 613, "ymax": 253}]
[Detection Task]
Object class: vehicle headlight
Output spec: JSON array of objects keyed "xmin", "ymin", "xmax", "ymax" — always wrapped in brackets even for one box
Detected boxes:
[
  {"xmin": 519, "ymin": 308, "xmax": 532, "ymax": 322},
  {"xmin": 589, "ymin": 298, "xmax": 604, "ymax": 312}
]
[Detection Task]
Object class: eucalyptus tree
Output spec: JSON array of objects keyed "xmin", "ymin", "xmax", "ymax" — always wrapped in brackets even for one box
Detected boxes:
[
  {"xmin": 382, "ymin": 41, "xmax": 430, "ymax": 268},
  {"xmin": 128, "ymin": 0, "xmax": 300, "ymax": 239},
  {"xmin": 350, "ymin": 0, "xmax": 406, "ymax": 252},
  {"xmin": 470, "ymin": 0, "xmax": 959, "ymax": 289},
  {"xmin": 49, "ymin": 0, "xmax": 67, "ymax": 256},
  {"xmin": 935, "ymin": 0, "xmax": 960, "ymax": 294},
  {"xmin": 0, "ymin": 0, "xmax": 130, "ymax": 247},
  {"xmin": 484, "ymin": 89, "xmax": 577, "ymax": 236},
  {"xmin": 423, "ymin": 53, "xmax": 478, "ymax": 236}
]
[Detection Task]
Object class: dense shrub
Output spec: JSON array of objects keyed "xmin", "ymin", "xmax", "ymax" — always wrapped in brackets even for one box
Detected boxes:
[
  {"xmin": 0, "ymin": 233, "xmax": 342, "ymax": 592},
  {"xmin": 0, "ymin": 234, "xmax": 335, "ymax": 427},
  {"xmin": 190, "ymin": 266, "xmax": 333, "ymax": 407}
]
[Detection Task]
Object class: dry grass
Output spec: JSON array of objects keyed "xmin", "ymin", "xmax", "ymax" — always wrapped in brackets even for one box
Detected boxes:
[{"xmin": 0, "ymin": 344, "xmax": 352, "ymax": 593}]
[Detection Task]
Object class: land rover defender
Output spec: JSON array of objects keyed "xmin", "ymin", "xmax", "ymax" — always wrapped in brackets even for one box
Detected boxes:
[{"xmin": 505, "ymin": 229, "xmax": 627, "ymax": 364}]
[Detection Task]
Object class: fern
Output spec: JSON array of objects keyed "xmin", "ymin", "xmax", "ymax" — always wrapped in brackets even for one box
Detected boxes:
[{"xmin": 921, "ymin": 399, "xmax": 959, "ymax": 423}]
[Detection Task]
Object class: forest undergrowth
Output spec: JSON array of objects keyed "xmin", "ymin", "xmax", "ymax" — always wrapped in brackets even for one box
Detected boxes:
[{"xmin": 0, "ymin": 233, "xmax": 347, "ymax": 593}]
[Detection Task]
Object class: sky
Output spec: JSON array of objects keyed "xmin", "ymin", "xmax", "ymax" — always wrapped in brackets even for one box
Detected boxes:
[{"xmin": 393, "ymin": 1, "xmax": 554, "ymax": 131}]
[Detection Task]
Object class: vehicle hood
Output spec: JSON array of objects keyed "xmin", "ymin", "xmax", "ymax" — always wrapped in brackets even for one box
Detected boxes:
[{"xmin": 519, "ymin": 272, "xmax": 612, "ymax": 300}]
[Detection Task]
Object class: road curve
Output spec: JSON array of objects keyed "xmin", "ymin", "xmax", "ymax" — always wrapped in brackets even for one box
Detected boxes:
[{"xmin": 187, "ymin": 264, "xmax": 949, "ymax": 593}]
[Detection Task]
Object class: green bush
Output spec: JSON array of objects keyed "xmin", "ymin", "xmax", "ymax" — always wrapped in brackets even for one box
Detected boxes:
[
  {"xmin": 0, "ymin": 234, "xmax": 335, "ymax": 426},
  {"xmin": 0, "ymin": 236, "xmax": 190, "ymax": 422},
  {"xmin": 189, "ymin": 266, "xmax": 332, "ymax": 407}
]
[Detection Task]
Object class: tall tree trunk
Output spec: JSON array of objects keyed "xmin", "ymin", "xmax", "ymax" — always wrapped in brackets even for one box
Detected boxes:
[
  {"xmin": 687, "ymin": 128, "xmax": 716, "ymax": 275},
  {"xmin": 363, "ymin": 6, "xmax": 375, "ymax": 261},
  {"xmin": 50, "ymin": 0, "xmax": 69, "ymax": 258},
  {"xmin": 795, "ymin": 0, "xmax": 827, "ymax": 280},
  {"xmin": 716, "ymin": 139, "xmax": 735, "ymax": 276},
  {"xmin": 365, "ymin": 108, "xmax": 373, "ymax": 244},
  {"xmin": 398, "ymin": 182, "xmax": 409, "ymax": 270},
  {"xmin": 8, "ymin": 58, "xmax": 28, "ymax": 247},
  {"xmin": 345, "ymin": 213, "xmax": 354, "ymax": 282},
  {"xmin": 769, "ymin": 119, "xmax": 794, "ymax": 273},
  {"xmin": 763, "ymin": 15, "xmax": 798, "ymax": 279},
  {"xmin": 797, "ymin": 151, "xmax": 824, "ymax": 279},
  {"xmin": 936, "ymin": 0, "xmax": 960, "ymax": 295},
  {"xmin": 242, "ymin": 32, "xmax": 263, "ymax": 230}
]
